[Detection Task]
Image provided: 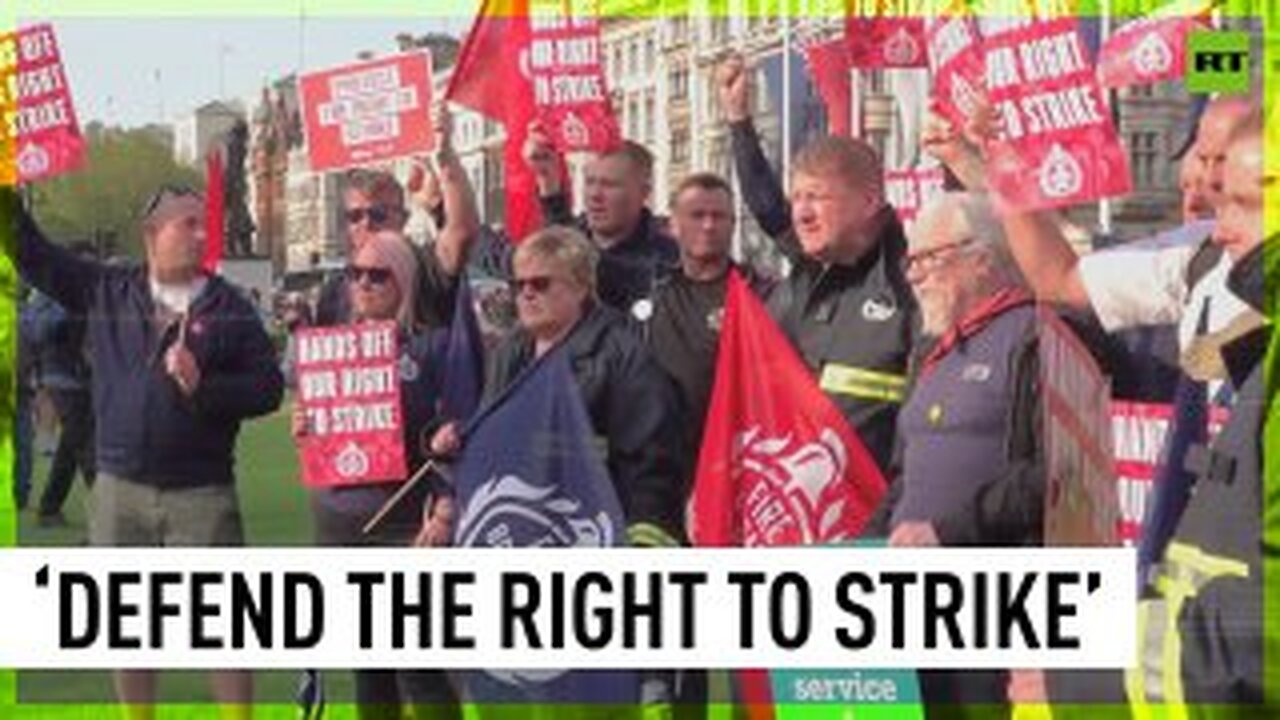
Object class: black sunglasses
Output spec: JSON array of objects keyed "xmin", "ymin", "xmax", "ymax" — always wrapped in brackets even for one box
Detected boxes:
[
  {"xmin": 346, "ymin": 266, "xmax": 394, "ymax": 286},
  {"xmin": 510, "ymin": 275, "xmax": 555, "ymax": 294},
  {"xmin": 344, "ymin": 205, "xmax": 397, "ymax": 226},
  {"xmin": 142, "ymin": 185, "xmax": 202, "ymax": 219}
]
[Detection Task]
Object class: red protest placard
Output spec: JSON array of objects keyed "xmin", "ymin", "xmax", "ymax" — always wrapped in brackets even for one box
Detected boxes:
[
  {"xmin": 926, "ymin": 15, "xmax": 985, "ymax": 129},
  {"xmin": 1, "ymin": 24, "xmax": 86, "ymax": 184},
  {"xmin": 294, "ymin": 322, "xmax": 408, "ymax": 487},
  {"xmin": 846, "ymin": 16, "xmax": 928, "ymax": 68},
  {"xmin": 1039, "ymin": 308, "xmax": 1118, "ymax": 546},
  {"xmin": 1097, "ymin": 17, "xmax": 1205, "ymax": 89},
  {"xmin": 299, "ymin": 52, "xmax": 434, "ymax": 173},
  {"xmin": 1110, "ymin": 400, "xmax": 1229, "ymax": 546},
  {"xmin": 884, "ymin": 165, "xmax": 945, "ymax": 228},
  {"xmin": 526, "ymin": 6, "xmax": 620, "ymax": 153},
  {"xmin": 979, "ymin": 17, "xmax": 1132, "ymax": 211}
]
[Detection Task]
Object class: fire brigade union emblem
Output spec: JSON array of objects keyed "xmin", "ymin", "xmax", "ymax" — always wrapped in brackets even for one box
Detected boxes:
[
  {"xmin": 733, "ymin": 426, "xmax": 853, "ymax": 546},
  {"xmin": 17, "ymin": 144, "xmax": 50, "ymax": 178},
  {"xmin": 561, "ymin": 112, "xmax": 591, "ymax": 150},
  {"xmin": 398, "ymin": 353, "xmax": 419, "ymax": 382},
  {"xmin": 1132, "ymin": 32, "xmax": 1173, "ymax": 76},
  {"xmin": 335, "ymin": 442, "xmax": 371, "ymax": 479},
  {"xmin": 1039, "ymin": 144, "xmax": 1084, "ymax": 199},
  {"xmin": 883, "ymin": 26, "xmax": 922, "ymax": 66},
  {"xmin": 454, "ymin": 474, "xmax": 615, "ymax": 549}
]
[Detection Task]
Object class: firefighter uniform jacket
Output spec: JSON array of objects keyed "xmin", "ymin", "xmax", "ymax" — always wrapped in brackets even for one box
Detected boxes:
[{"xmin": 730, "ymin": 118, "xmax": 919, "ymax": 474}]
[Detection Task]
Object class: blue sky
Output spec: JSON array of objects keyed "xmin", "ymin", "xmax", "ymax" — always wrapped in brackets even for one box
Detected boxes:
[{"xmin": 27, "ymin": 15, "xmax": 477, "ymax": 128}]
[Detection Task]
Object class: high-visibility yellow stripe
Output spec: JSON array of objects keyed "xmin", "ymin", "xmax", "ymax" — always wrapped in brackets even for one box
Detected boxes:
[
  {"xmin": 819, "ymin": 364, "xmax": 907, "ymax": 402},
  {"xmin": 628, "ymin": 522, "xmax": 680, "ymax": 548},
  {"xmin": 1127, "ymin": 600, "xmax": 1152, "ymax": 716}
]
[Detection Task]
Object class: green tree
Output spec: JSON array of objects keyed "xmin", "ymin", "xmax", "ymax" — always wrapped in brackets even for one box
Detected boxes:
[{"xmin": 29, "ymin": 123, "xmax": 202, "ymax": 258}]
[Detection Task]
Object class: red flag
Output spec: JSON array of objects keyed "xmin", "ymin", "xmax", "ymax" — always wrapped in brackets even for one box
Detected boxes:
[
  {"xmin": 202, "ymin": 148, "xmax": 224, "ymax": 273},
  {"xmin": 447, "ymin": 0, "xmax": 541, "ymax": 241},
  {"xmin": 846, "ymin": 16, "xmax": 928, "ymax": 68},
  {"xmin": 801, "ymin": 40, "xmax": 851, "ymax": 137},
  {"xmin": 1097, "ymin": 17, "xmax": 1207, "ymax": 88},
  {"xmin": 690, "ymin": 272, "xmax": 887, "ymax": 548}
]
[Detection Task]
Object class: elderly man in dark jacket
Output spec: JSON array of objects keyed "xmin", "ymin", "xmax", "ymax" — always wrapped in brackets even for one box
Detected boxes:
[{"xmin": 7, "ymin": 185, "xmax": 283, "ymax": 715}]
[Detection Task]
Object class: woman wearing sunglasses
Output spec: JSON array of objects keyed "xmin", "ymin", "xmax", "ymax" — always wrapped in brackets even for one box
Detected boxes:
[
  {"xmin": 290, "ymin": 230, "xmax": 460, "ymax": 720},
  {"xmin": 427, "ymin": 225, "xmax": 685, "ymax": 549}
]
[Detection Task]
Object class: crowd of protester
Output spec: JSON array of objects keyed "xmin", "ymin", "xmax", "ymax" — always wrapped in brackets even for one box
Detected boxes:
[{"xmin": 4, "ymin": 38, "xmax": 1274, "ymax": 720}]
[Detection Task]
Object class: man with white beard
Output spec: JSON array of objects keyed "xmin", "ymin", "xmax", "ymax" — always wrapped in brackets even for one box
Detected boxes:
[{"xmin": 871, "ymin": 192, "xmax": 1052, "ymax": 719}]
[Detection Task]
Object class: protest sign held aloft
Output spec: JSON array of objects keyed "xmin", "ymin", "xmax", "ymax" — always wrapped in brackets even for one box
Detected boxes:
[
  {"xmin": 1097, "ymin": 17, "xmax": 1207, "ymax": 89},
  {"xmin": 978, "ymin": 17, "xmax": 1132, "ymax": 211},
  {"xmin": 926, "ymin": 15, "xmax": 986, "ymax": 130},
  {"xmin": 1, "ymin": 24, "xmax": 86, "ymax": 184},
  {"xmin": 294, "ymin": 322, "xmax": 408, "ymax": 487},
  {"xmin": 525, "ymin": 0, "xmax": 620, "ymax": 153},
  {"xmin": 299, "ymin": 51, "xmax": 434, "ymax": 173}
]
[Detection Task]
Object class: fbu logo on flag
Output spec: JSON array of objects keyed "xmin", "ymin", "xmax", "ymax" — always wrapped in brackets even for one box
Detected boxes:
[{"xmin": 1186, "ymin": 31, "xmax": 1251, "ymax": 93}]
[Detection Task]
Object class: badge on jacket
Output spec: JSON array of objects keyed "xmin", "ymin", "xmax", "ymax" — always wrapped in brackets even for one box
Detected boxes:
[
  {"xmin": 862, "ymin": 294, "xmax": 898, "ymax": 322},
  {"xmin": 631, "ymin": 298, "xmax": 654, "ymax": 322},
  {"xmin": 399, "ymin": 354, "xmax": 420, "ymax": 382}
]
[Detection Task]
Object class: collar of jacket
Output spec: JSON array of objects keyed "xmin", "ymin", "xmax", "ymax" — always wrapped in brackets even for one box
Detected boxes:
[
  {"xmin": 919, "ymin": 286, "xmax": 1035, "ymax": 377},
  {"xmin": 591, "ymin": 208, "xmax": 665, "ymax": 256},
  {"xmin": 1226, "ymin": 237, "xmax": 1277, "ymax": 317}
]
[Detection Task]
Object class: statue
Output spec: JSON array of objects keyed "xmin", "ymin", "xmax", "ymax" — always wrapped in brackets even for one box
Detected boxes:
[{"xmin": 220, "ymin": 119, "xmax": 256, "ymax": 257}]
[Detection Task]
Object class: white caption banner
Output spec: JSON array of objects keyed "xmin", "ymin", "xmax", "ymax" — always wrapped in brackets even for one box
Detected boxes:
[{"xmin": 0, "ymin": 548, "xmax": 1135, "ymax": 670}]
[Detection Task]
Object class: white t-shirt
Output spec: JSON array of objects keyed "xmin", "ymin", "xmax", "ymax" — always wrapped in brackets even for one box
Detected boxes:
[{"xmin": 1077, "ymin": 219, "xmax": 1250, "ymax": 352}]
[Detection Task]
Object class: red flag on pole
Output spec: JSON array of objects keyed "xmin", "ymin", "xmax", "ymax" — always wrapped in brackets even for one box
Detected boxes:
[
  {"xmin": 447, "ymin": 0, "xmax": 541, "ymax": 241},
  {"xmin": 690, "ymin": 271, "xmax": 888, "ymax": 548},
  {"xmin": 801, "ymin": 39, "xmax": 852, "ymax": 137},
  {"xmin": 690, "ymin": 272, "xmax": 888, "ymax": 716},
  {"xmin": 202, "ymin": 147, "xmax": 224, "ymax": 273}
]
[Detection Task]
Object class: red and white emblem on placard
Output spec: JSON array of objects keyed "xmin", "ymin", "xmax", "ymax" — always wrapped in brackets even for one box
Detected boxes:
[{"xmin": 300, "ymin": 52, "xmax": 435, "ymax": 172}]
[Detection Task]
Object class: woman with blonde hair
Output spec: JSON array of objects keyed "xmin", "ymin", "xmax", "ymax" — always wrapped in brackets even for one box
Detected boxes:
[{"xmin": 291, "ymin": 229, "xmax": 460, "ymax": 720}]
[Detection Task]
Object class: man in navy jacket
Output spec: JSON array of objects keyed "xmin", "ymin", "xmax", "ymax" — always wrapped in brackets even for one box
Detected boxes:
[{"xmin": 7, "ymin": 186, "xmax": 283, "ymax": 715}]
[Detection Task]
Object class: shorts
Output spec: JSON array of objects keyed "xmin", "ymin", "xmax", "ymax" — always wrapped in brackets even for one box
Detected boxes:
[{"xmin": 89, "ymin": 472, "xmax": 245, "ymax": 547}]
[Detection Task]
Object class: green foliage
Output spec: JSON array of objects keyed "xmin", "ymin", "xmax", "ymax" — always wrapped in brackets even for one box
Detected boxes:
[{"xmin": 28, "ymin": 124, "xmax": 203, "ymax": 259}]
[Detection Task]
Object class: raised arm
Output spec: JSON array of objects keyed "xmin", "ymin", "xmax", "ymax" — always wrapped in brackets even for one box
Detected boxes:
[
  {"xmin": 920, "ymin": 107, "xmax": 1091, "ymax": 311},
  {"xmin": 717, "ymin": 54, "xmax": 794, "ymax": 243},
  {"xmin": 5, "ymin": 187, "xmax": 101, "ymax": 314},
  {"xmin": 429, "ymin": 106, "xmax": 480, "ymax": 276}
]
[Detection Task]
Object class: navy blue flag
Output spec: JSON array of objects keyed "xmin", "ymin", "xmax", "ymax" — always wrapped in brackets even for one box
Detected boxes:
[
  {"xmin": 452, "ymin": 349, "xmax": 637, "ymax": 705},
  {"xmin": 440, "ymin": 274, "xmax": 485, "ymax": 423},
  {"xmin": 1137, "ymin": 373, "xmax": 1209, "ymax": 590}
]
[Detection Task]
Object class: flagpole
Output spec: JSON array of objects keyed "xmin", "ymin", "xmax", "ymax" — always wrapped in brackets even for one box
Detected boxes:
[
  {"xmin": 1098, "ymin": 0, "xmax": 1114, "ymax": 237},
  {"xmin": 781, "ymin": 3, "xmax": 792, "ymax": 195},
  {"xmin": 361, "ymin": 459, "xmax": 439, "ymax": 536}
]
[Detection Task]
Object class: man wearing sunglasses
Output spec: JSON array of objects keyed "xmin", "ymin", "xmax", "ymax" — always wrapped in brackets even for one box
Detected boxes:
[
  {"xmin": 315, "ymin": 107, "xmax": 479, "ymax": 330},
  {"xmin": 7, "ymin": 183, "xmax": 284, "ymax": 717}
]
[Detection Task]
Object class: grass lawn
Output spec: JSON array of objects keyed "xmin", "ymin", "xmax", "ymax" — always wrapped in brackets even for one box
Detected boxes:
[{"xmin": 16, "ymin": 400, "xmax": 358, "ymax": 706}]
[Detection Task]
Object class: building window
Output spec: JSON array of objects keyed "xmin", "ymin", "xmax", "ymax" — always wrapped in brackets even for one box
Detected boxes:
[
  {"xmin": 613, "ymin": 46, "xmax": 623, "ymax": 81},
  {"xmin": 645, "ymin": 37, "xmax": 656, "ymax": 74},
  {"xmin": 712, "ymin": 17, "xmax": 729, "ymax": 43},
  {"xmin": 628, "ymin": 41, "xmax": 639, "ymax": 78},
  {"xmin": 1129, "ymin": 84, "xmax": 1154, "ymax": 98},
  {"xmin": 672, "ymin": 17, "xmax": 688, "ymax": 43},
  {"xmin": 671, "ymin": 128, "xmax": 689, "ymax": 164},
  {"xmin": 628, "ymin": 97, "xmax": 640, "ymax": 139},
  {"xmin": 644, "ymin": 91, "xmax": 656, "ymax": 143},
  {"xmin": 669, "ymin": 66, "xmax": 688, "ymax": 100},
  {"xmin": 1130, "ymin": 131, "xmax": 1159, "ymax": 188}
]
